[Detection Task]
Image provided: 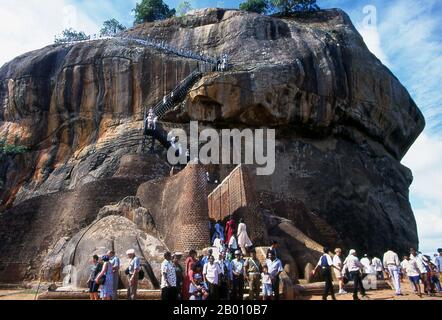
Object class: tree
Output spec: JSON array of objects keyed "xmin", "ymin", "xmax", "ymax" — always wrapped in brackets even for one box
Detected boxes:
[
  {"xmin": 100, "ymin": 19, "xmax": 127, "ymax": 37},
  {"xmin": 54, "ymin": 28, "xmax": 90, "ymax": 44},
  {"xmin": 176, "ymin": 1, "xmax": 193, "ymax": 17},
  {"xmin": 239, "ymin": 0, "xmax": 269, "ymax": 14},
  {"xmin": 133, "ymin": 0, "xmax": 176, "ymax": 24},
  {"xmin": 0, "ymin": 139, "xmax": 28, "ymax": 190},
  {"xmin": 0, "ymin": 138, "xmax": 27, "ymax": 163},
  {"xmin": 270, "ymin": 0, "xmax": 319, "ymax": 15}
]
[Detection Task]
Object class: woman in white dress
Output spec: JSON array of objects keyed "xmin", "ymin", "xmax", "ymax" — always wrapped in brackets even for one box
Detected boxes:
[{"xmin": 237, "ymin": 218, "xmax": 253, "ymax": 255}]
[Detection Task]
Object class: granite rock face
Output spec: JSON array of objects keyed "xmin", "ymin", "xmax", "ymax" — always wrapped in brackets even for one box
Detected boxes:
[{"xmin": 0, "ymin": 8, "xmax": 424, "ymax": 283}]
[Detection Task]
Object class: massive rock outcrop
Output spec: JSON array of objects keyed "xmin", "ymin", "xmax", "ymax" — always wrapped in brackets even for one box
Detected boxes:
[{"xmin": 0, "ymin": 8, "xmax": 424, "ymax": 284}]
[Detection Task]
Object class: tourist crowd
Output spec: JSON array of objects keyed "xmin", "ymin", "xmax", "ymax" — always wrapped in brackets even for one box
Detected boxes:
[
  {"xmin": 86, "ymin": 217, "xmax": 442, "ymax": 301},
  {"xmin": 315, "ymin": 246, "xmax": 442, "ymax": 300}
]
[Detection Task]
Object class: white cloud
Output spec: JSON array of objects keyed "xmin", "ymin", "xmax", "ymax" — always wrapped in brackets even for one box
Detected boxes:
[
  {"xmin": 353, "ymin": 0, "xmax": 442, "ymax": 254},
  {"xmin": 377, "ymin": 0, "xmax": 442, "ymax": 131},
  {"xmin": 0, "ymin": 0, "xmax": 100, "ymax": 67},
  {"xmin": 402, "ymin": 132, "xmax": 442, "ymax": 254}
]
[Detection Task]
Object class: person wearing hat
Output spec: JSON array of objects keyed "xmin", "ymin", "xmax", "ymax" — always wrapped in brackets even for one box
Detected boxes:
[
  {"xmin": 95, "ymin": 255, "xmax": 114, "ymax": 300},
  {"xmin": 126, "ymin": 249, "xmax": 141, "ymax": 300},
  {"xmin": 343, "ymin": 249, "xmax": 367, "ymax": 300},
  {"xmin": 189, "ymin": 273, "xmax": 209, "ymax": 300},
  {"xmin": 244, "ymin": 248, "xmax": 262, "ymax": 300},
  {"xmin": 231, "ymin": 250, "xmax": 246, "ymax": 300}
]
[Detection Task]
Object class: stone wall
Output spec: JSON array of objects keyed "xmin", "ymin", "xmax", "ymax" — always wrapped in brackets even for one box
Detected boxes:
[
  {"xmin": 137, "ymin": 163, "xmax": 210, "ymax": 252},
  {"xmin": 0, "ymin": 177, "xmax": 144, "ymax": 283}
]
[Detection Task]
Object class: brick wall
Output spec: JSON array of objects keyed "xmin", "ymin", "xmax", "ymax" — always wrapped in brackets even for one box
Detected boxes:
[
  {"xmin": 208, "ymin": 165, "xmax": 266, "ymax": 245},
  {"xmin": 137, "ymin": 163, "xmax": 210, "ymax": 252}
]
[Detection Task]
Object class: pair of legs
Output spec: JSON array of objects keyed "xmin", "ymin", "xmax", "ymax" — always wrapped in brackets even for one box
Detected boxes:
[
  {"xmin": 127, "ymin": 276, "xmax": 138, "ymax": 300},
  {"xmin": 322, "ymin": 268, "xmax": 336, "ymax": 300},
  {"xmin": 334, "ymin": 269, "xmax": 346, "ymax": 293},
  {"xmin": 248, "ymin": 274, "xmax": 261, "ymax": 300},
  {"xmin": 350, "ymin": 271, "xmax": 366, "ymax": 300},
  {"xmin": 232, "ymin": 275, "xmax": 244, "ymax": 300},
  {"xmin": 262, "ymin": 283, "xmax": 273, "ymax": 301},
  {"xmin": 89, "ymin": 281, "xmax": 99, "ymax": 300},
  {"xmin": 161, "ymin": 286, "xmax": 178, "ymax": 301},
  {"xmin": 409, "ymin": 276, "xmax": 422, "ymax": 297},
  {"xmin": 207, "ymin": 282, "xmax": 220, "ymax": 300},
  {"xmin": 387, "ymin": 266, "xmax": 401, "ymax": 295}
]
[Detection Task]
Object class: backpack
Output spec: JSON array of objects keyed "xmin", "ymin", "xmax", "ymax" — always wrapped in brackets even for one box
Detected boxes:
[{"xmin": 138, "ymin": 268, "xmax": 145, "ymax": 280}]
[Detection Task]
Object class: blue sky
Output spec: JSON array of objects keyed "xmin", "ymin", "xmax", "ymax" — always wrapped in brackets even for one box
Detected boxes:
[{"xmin": 0, "ymin": 0, "xmax": 441, "ymax": 254}]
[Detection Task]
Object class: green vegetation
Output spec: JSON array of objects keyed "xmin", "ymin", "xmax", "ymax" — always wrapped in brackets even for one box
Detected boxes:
[
  {"xmin": 239, "ymin": 0, "xmax": 319, "ymax": 15},
  {"xmin": 54, "ymin": 28, "xmax": 90, "ymax": 44},
  {"xmin": 133, "ymin": 0, "xmax": 176, "ymax": 24},
  {"xmin": 0, "ymin": 138, "xmax": 28, "ymax": 190},
  {"xmin": 239, "ymin": 0, "xmax": 269, "ymax": 14},
  {"xmin": 100, "ymin": 19, "xmax": 127, "ymax": 37},
  {"xmin": 176, "ymin": 1, "xmax": 193, "ymax": 17},
  {"xmin": 270, "ymin": 0, "xmax": 319, "ymax": 15},
  {"xmin": 0, "ymin": 138, "xmax": 27, "ymax": 159}
]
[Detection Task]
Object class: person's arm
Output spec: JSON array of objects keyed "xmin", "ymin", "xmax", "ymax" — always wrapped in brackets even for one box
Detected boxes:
[
  {"xmin": 276, "ymin": 260, "xmax": 283, "ymax": 277},
  {"xmin": 203, "ymin": 265, "xmax": 208, "ymax": 284},
  {"xmin": 130, "ymin": 258, "xmax": 140, "ymax": 284},
  {"xmin": 96, "ymin": 262, "xmax": 108, "ymax": 283}
]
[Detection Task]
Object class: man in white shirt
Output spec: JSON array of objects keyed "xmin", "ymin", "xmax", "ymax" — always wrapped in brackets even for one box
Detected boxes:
[
  {"xmin": 333, "ymin": 248, "xmax": 347, "ymax": 294},
  {"xmin": 231, "ymin": 251, "xmax": 245, "ymax": 300},
  {"xmin": 216, "ymin": 252, "xmax": 232, "ymax": 300},
  {"xmin": 343, "ymin": 249, "xmax": 367, "ymax": 300},
  {"xmin": 313, "ymin": 247, "xmax": 336, "ymax": 300},
  {"xmin": 360, "ymin": 254, "xmax": 373, "ymax": 277},
  {"xmin": 402, "ymin": 255, "xmax": 422, "ymax": 297},
  {"xmin": 266, "ymin": 250, "xmax": 283, "ymax": 300},
  {"xmin": 203, "ymin": 255, "xmax": 222, "ymax": 300},
  {"xmin": 371, "ymin": 256, "xmax": 384, "ymax": 280},
  {"xmin": 410, "ymin": 248, "xmax": 430, "ymax": 294},
  {"xmin": 161, "ymin": 252, "xmax": 177, "ymax": 301},
  {"xmin": 383, "ymin": 249, "xmax": 402, "ymax": 295}
]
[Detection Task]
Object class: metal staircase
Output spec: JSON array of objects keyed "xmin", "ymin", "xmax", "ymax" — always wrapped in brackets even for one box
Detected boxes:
[{"xmin": 141, "ymin": 68, "xmax": 203, "ymax": 153}]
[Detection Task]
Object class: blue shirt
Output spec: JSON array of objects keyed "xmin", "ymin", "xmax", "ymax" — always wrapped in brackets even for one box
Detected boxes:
[
  {"xmin": 128, "ymin": 256, "xmax": 141, "ymax": 274},
  {"xmin": 232, "ymin": 258, "xmax": 245, "ymax": 275},
  {"xmin": 266, "ymin": 258, "xmax": 283, "ymax": 279},
  {"xmin": 217, "ymin": 259, "xmax": 233, "ymax": 281},
  {"xmin": 110, "ymin": 256, "xmax": 120, "ymax": 269},
  {"xmin": 435, "ymin": 256, "xmax": 442, "ymax": 272}
]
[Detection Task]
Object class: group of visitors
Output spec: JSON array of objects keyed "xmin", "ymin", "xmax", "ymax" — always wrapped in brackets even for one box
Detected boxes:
[
  {"xmin": 314, "ymin": 247, "xmax": 442, "ymax": 300},
  {"xmin": 160, "ymin": 244, "xmax": 283, "ymax": 301},
  {"xmin": 86, "ymin": 214, "xmax": 441, "ymax": 301},
  {"xmin": 216, "ymin": 54, "xmax": 229, "ymax": 71},
  {"xmin": 87, "ymin": 249, "xmax": 141, "ymax": 300},
  {"xmin": 210, "ymin": 216, "xmax": 254, "ymax": 257}
]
